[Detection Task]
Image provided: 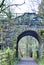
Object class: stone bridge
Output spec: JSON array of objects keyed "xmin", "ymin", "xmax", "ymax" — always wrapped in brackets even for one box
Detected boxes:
[
  {"xmin": 0, "ymin": 13, "xmax": 44, "ymax": 58},
  {"xmin": 14, "ymin": 25, "xmax": 44, "ymax": 58}
]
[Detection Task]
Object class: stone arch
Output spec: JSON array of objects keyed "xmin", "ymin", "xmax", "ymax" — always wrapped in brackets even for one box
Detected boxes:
[{"xmin": 16, "ymin": 30, "xmax": 41, "ymax": 58}]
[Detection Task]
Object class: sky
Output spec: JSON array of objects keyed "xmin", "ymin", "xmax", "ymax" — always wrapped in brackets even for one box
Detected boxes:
[{"xmin": 6, "ymin": 0, "xmax": 41, "ymax": 13}]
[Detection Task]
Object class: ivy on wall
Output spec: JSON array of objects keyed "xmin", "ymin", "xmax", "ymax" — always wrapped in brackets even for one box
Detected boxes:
[{"xmin": 38, "ymin": 30, "xmax": 44, "ymax": 38}]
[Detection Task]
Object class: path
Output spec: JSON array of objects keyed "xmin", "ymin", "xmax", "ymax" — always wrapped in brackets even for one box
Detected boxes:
[{"xmin": 17, "ymin": 58, "xmax": 38, "ymax": 65}]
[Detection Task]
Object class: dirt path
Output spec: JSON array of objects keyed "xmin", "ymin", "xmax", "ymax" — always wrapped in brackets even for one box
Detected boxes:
[{"xmin": 16, "ymin": 58, "xmax": 38, "ymax": 65}]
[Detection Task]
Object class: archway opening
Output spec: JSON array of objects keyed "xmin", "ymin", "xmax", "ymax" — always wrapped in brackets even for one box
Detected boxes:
[
  {"xmin": 18, "ymin": 36, "xmax": 39, "ymax": 59},
  {"xmin": 16, "ymin": 30, "xmax": 41, "ymax": 58}
]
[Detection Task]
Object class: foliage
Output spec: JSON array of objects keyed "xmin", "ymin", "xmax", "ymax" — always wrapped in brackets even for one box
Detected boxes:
[
  {"xmin": 0, "ymin": 0, "xmax": 5, "ymax": 8},
  {"xmin": 33, "ymin": 51, "xmax": 37, "ymax": 59},
  {"xmin": 0, "ymin": 0, "xmax": 5, "ymax": 13},
  {"xmin": 38, "ymin": 0, "xmax": 44, "ymax": 17},
  {"xmin": 38, "ymin": 58, "xmax": 44, "ymax": 65},
  {"xmin": 5, "ymin": 47, "xmax": 19, "ymax": 65},
  {"xmin": 38, "ymin": 30, "xmax": 44, "ymax": 38},
  {"xmin": 0, "ymin": 0, "xmax": 12, "ymax": 21},
  {"xmin": 0, "ymin": 47, "xmax": 18, "ymax": 65},
  {"xmin": 10, "ymin": 38, "xmax": 17, "ymax": 48},
  {"xmin": 0, "ymin": 38, "xmax": 2, "ymax": 41},
  {"xmin": 0, "ymin": 0, "xmax": 25, "ymax": 20},
  {"xmin": 5, "ymin": 47, "xmax": 16, "ymax": 65}
]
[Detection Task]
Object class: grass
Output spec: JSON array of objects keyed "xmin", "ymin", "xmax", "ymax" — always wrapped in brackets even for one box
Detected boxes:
[{"xmin": 38, "ymin": 58, "xmax": 44, "ymax": 65}]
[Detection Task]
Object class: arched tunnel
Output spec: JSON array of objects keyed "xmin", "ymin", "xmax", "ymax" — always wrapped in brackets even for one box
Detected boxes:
[{"xmin": 16, "ymin": 30, "xmax": 41, "ymax": 58}]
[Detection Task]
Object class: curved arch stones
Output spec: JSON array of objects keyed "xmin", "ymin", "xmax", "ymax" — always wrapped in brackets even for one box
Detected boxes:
[{"xmin": 16, "ymin": 30, "xmax": 41, "ymax": 58}]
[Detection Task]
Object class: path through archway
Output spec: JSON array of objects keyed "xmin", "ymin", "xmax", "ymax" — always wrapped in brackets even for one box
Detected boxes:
[
  {"xmin": 16, "ymin": 30, "xmax": 41, "ymax": 58},
  {"xmin": 18, "ymin": 36, "xmax": 39, "ymax": 59}
]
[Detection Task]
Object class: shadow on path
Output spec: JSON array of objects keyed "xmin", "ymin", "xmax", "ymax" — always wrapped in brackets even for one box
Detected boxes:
[{"xmin": 17, "ymin": 58, "xmax": 38, "ymax": 65}]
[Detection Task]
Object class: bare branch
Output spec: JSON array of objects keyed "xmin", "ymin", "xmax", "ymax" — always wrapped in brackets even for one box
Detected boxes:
[
  {"xmin": 1, "ymin": 10, "xmax": 11, "ymax": 18},
  {"xmin": 2, "ymin": 1, "xmax": 25, "ymax": 11},
  {"xmin": 0, "ymin": 0, "xmax": 5, "ymax": 7}
]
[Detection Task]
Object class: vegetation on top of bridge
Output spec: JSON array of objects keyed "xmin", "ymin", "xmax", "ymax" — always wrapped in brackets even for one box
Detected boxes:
[
  {"xmin": 14, "ymin": 13, "xmax": 44, "ymax": 26},
  {"xmin": 0, "ymin": 13, "xmax": 44, "ymax": 27}
]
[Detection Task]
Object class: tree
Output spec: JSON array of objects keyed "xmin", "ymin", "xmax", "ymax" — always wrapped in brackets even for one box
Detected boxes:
[
  {"xmin": 38, "ymin": 0, "xmax": 44, "ymax": 17},
  {"xmin": 0, "ymin": 0, "xmax": 5, "ymax": 7},
  {"xmin": 0, "ymin": 0, "xmax": 25, "ymax": 18}
]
